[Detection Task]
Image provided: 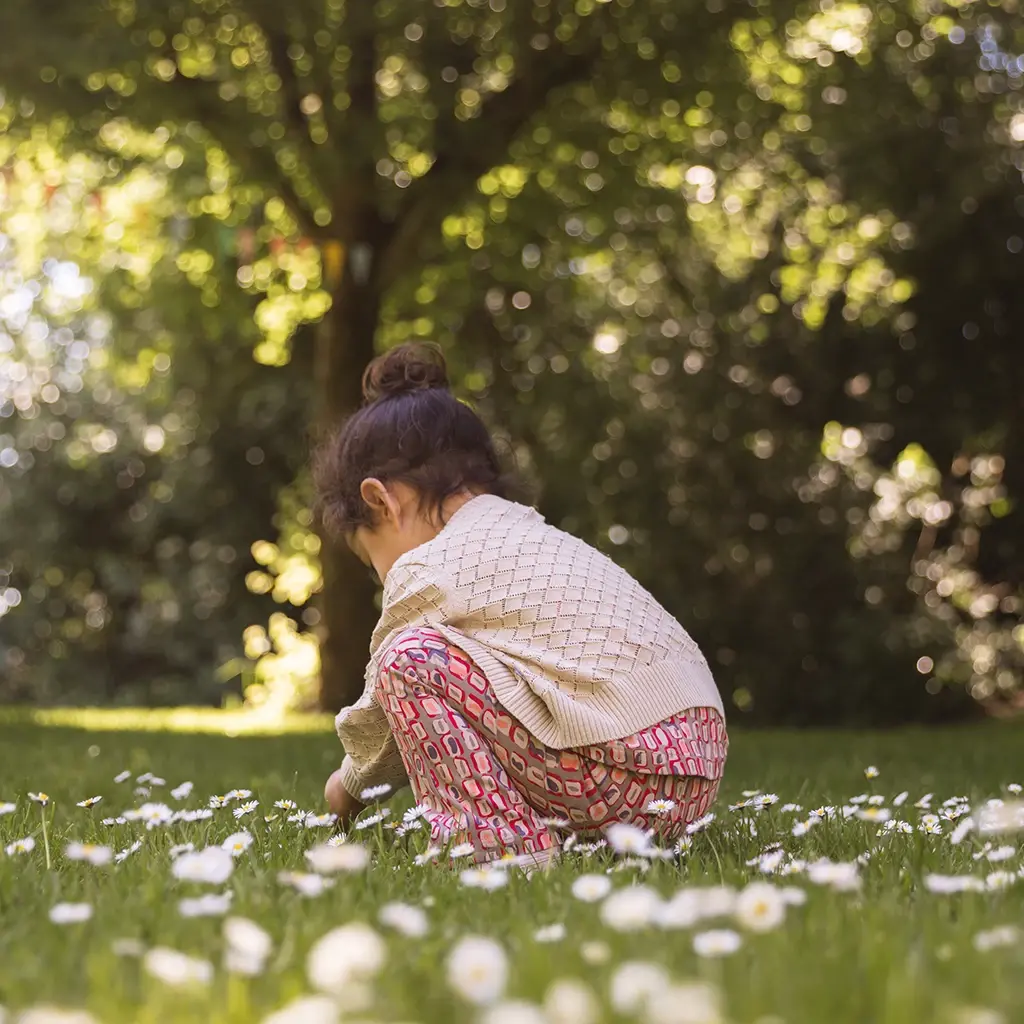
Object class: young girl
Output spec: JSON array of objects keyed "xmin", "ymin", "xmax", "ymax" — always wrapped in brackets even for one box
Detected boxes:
[{"xmin": 317, "ymin": 343, "xmax": 727, "ymax": 865}]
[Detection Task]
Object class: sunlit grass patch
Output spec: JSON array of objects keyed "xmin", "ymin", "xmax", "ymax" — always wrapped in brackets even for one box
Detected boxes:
[{"xmin": 0, "ymin": 719, "xmax": 1021, "ymax": 1023}]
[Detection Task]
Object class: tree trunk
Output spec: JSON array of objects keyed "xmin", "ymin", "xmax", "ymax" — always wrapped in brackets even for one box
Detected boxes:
[{"xmin": 314, "ymin": 252, "xmax": 381, "ymax": 713}]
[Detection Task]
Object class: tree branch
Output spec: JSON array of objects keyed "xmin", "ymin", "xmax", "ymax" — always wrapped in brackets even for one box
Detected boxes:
[
  {"xmin": 164, "ymin": 70, "xmax": 325, "ymax": 241},
  {"xmin": 375, "ymin": 44, "xmax": 603, "ymax": 293}
]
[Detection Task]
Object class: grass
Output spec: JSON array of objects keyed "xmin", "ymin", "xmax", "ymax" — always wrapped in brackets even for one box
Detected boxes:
[{"xmin": 0, "ymin": 711, "xmax": 1022, "ymax": 1023}]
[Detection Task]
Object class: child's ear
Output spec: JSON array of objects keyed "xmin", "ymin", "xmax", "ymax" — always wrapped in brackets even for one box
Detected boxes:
[{"xmin": 360, "ymin": 478, "xmax": 399, "ymax": 523}]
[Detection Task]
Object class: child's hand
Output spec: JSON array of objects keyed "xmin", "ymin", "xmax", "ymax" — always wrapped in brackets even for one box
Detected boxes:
[{"xmin": 324, "ymin": 769, "xmax": 366, "ymax": 826}]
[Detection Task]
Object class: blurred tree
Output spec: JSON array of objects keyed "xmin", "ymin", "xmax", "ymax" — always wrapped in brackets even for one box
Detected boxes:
[
  {"xmin": 0, "ymin": 0, "xmax": 1021, "ymax": 723},
  {"xmin": 0, "ymin": 129, "xmax": 311, "ymax": 703},
  {"xmin": 0, "ymin": 0, "xmax": 802, "ymax": 710}
]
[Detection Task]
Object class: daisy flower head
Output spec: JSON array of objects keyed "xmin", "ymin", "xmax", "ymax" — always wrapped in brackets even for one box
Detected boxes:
[
  {"xmin": 209, "ymin": 795, "xmax": 230, "ymax": 809},
  {"xmin": 172, "ymin": 846, "xmax": 234, "ymax": 884},
  {"xmin": 354, "ymin": 809, "xmax": 391, "ymax": 830},
  {"xmin": 274, "ymin": 799, "xmax": 298, "ymax": 811},
  {"xmin": 460, "ymin": 867, "xmax": 509, "ymax": 891},
  {"xmin": 449, "ymin": 842, "xmax": 476, "ymax": 859},
  {"xmin": 169, "ymin": 843, "xmax": 195, "ymax": 859},
  {"xmin": 101, "ymin": 817, "xmax": 127, "ymax": 826},
  {"xmin": 735, "ymin": 882, "xmax": 787, "ymax": 932},
  {"xmin": 222, "ymin": 832, "xmax": 254, "ymax": 857},
  {"xmin": 6, "ymin": 837, "xmax": 35, "ymax": 856},
  {"xmin": 264, "ymin": 815, "xmax": 279, "ymax": 823},
  {"xmin": 379, "ymin": 901, "xmax": 430, "ymax": 938},
  {"xmin": 1008, "ymin": 784, "xmax": 1022, "ymax": 795},
  {"xmin": 305, "ymin": 842, "xmax": 370, "ymax": 874},
  {"xmin": 781, "ymin": 803, "xmax": 803, "ymax": 813},
  {"xmin": 114, "ymin": 770, "xmax": 132, "ymax": 783},
  {"xmin": 278, "ymin": 871, "xmax": 335, "ymax": 897},
  {"xmin": 65, "ymin": 842, "xmax": 113, "ymax": 866},
  {"xmin": 49, "ymin": 902, "xmax": 93, "ymax": 925},
  {"xmin": 139, "ymin": 803, "xmax": 174, "ymax": 829},
  {"xmin": 533, "ymin": 923, "xmax": 566, "ymax": 943},
  {"xmin": 0, "ymin": 800, "xmax": 16, "ymax": 816},
  {"xmin": 115, "ymin": 840, "xmax": 144, "ymax": 863},
  {"xmin": 599, "ymin": 885, "xmax": 662, "ymax": 932},
  {"xmin": 571, "ymin": 874, "xmax": 612, "ymax": 903},
  {"xmin": 28, "ymin": 792, "xmax": 50, "ymax": 807},
  {"xmin": 692, "ymin": 928, "xmax": 743, "ymax": 958},
  {"xmin": 857, "ymin": 807, "xmax": 891, "ymax": 823},
  {"xmin": 645, "ymin": 798, "xmax": 676, "ymax": 816},
  {"xmin": 608, "ymin": 960, "xmax": 670, "ymax": 1014},
  {"xmin": 606, "ymin": 822, "xmax": 653, "ymax": 856},
  {"xmin": 674, "ymin": 836, "xmax": 693, "ymax": 855},
  {"xmin": 414, "ymin": 846, "xmax": 442, "ymax": 866},
  {"xmin": 920, "ymin": 817, "xmax": 943, "ymax": 835},
  {"xmin": 686, "ymin": 812, "xmax": 716, "ymax": 835},
  {"xmin": 404, "ymin": 803, "xmax": 430, "ymax": 823},
  {"xmin": 446, "ymin": 935, "xmax": 508, "ymax": 1006},
  {"xmin": 232, "ymin": 800, "xmax": 259, "ymax": 820},
  {"xmin": 224, "ymin": 916, "xmax": 274, "ymax": 976},
  {"xmin": 973, "ymin": 925, "xmax": 1021, "ymax": 952},
  {"xmin": 359, "ymin": 783, "xmax": 393, "ymax": 802},
  {"xmin": 179, "ymin": 892, "xmax": 233, "ymax": 918},
  {"xmin": 76, "ymin": 796, "xmax": 102, "ymax": 809},
  {"xmin": 545, "ymin": 978, "xmax": 600, "ymax": 1024},
  {"xmin": 170, "ymin": 781, "xmax": 193, "ymax": 801},
  {"xmin": 864, "ymin": 766, "xmax": 880, "ymax": 779},
  {"xmin": 143, "ymin": 947, "xmax": 214, "ymax": 988},
  {"xmin": 225, "ymin": 789, "xmax": 252, "ymax": 802},
  {"xmin": 306, "ymin": 923, "xmax": 386, "ymax": 995},
  {"xmin": 304, "ymin": 813, "xmax": 338, "ymax": 829}
]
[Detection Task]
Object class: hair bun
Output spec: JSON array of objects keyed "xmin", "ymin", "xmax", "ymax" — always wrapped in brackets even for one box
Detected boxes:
[{"xmin": 362, "ymin": 342, "xmax": 450, "ymax": 402}]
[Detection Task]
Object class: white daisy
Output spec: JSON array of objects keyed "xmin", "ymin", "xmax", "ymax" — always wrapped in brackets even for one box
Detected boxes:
[
  {"xmin": 170, "ymin": 781, "xmax": 194, "ymax": 801},
  {"xmin": 359, "ymin": 783, "xmax": 393, "ymax": 802},
  {"xmin": 445, "ymin": 935, "xmax": 508, "ymax": 1006},
  {"xmin": 379, "ymin": 901, "xmax": 430, "ymax": 938},
  {"xmin": 449, "ymin": 842, "xmax": 476, "ymax": 859},
  {"xmin": 143, "ymin": 947, "xmax": 214, "ymax": 987},
  {"xmin": 735, "ymin": 882, "xmax": 786, "ymax": 932},
  {"xmin": 304, "ymin": 813, "xmax": 338, "ymax": 829},
  {"xmin": 0, "ymin": 801, "xmax": 16, "ymax": 815},
  {"xmin": 533, "ymin": 923, "xmax": 566, "ymax": 943},
  {"xmin": 864, "ymin": 766, "xmax": 880, "ymax": 779},
  {"xmin": 65, "ymin": 842, "xmax": 113, "ymax": 866},
  {"xmin": 179, "ymin": 892, "xmax": 233, "ymax": 918},
  {"xmin": 307, "ymin": 923, "xmax": 385, "ymax": 995},
  {"xmin": 571, "ymin": 874, "xmax": 612, "ymax": 903},
  {"xmin": 76, "ymin": 796, "xmax": 102, "ymax": 809},
  {"xmin": 305, "ymin": 843, "xmax": 370, "ymax": 874},
  {"xmin": 49, "ymin": 902, "xmax": 93, "ymax": 924},
  {"xmin": 115, "ymin": 840, "xmax": 143, "ymax": 863},
  {"xmin": 644, "ymin": 798, "xmax": 676, "ymax": 815},
  {"xmin": 113, "ymin": 771, "xmax": 132, "ymax": 783},
  {"xmin": 278, "ymin": 871, "xmax": 335, "ymax": 897},
  {"xmin": 5, "ymin": 837, "xmax": 35, "ymax": 855},
  {"xmin": 692, "ymin": 928, "xmax": 742, "ymax": 957},
  {"xmin": 222, "ymin": 832, "xmax": 254, "ymax": 857},
  {"xmin": 172, "ymin": 846, "xmax": 234, "ymax": 884},
  {"xmin": 232, "ymin": 800, "xmax": 259, "ymax": 820}
]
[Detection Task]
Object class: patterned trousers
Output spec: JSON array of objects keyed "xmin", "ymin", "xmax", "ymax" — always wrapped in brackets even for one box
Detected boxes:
[{"xmin": 375, "ymin": 628, "xmax": 727, "ymax": 864}]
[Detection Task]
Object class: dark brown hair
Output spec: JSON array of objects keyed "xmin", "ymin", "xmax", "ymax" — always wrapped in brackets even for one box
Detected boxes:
[{"xmin": 314, "ymin": 342, "xmax": 513, "ymax": 536}]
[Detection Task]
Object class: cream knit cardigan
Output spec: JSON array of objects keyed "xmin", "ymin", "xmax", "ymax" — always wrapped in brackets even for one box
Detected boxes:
[{"xmin": 336, "ymin": 494, "xmax": 725, "ymax": 796}]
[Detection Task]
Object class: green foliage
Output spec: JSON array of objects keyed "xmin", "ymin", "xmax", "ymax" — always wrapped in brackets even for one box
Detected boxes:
[
  {"xmin": 0, "ymin": 715, "xmax": 1022, "ymax": 1021},
  {"xmin": 0, "ymin": 0, "xmax": 1022, "ymax": 720}
]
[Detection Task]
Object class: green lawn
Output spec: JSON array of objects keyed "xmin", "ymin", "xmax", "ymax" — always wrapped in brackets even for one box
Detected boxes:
[{"xmin": 0, "ymin": 713, "xmax": 1021, "ymax": 1024}]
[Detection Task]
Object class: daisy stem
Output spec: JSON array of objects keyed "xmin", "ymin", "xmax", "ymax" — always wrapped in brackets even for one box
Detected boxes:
[{"xmin": 40, "ymin": 805, "xmax": 52, "ymax": 870}]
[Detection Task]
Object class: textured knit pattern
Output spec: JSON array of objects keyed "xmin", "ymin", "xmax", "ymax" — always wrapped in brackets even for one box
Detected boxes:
[
  {"xmin": 376, "ymin": 629, "xmax": 726, "ymax": 863},
  {"xmin": 336, "ymin": 494, "xmax": 725, "ymax": 796}
]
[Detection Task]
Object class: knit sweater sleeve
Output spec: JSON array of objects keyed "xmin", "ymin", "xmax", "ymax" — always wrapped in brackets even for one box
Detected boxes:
[{"xmin": 334, "ymin": 559, "xmax": 453, "ymax": 799}]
